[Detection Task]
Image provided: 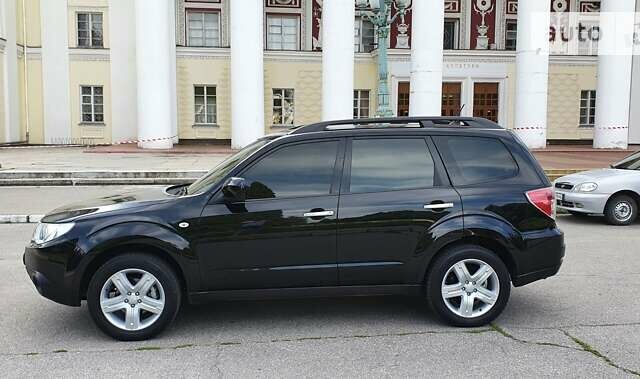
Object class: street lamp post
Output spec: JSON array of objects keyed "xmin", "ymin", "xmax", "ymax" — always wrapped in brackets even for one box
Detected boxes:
[{"xmin": 356, "ymin": 0, "xmax": 411, "ymax": 117}]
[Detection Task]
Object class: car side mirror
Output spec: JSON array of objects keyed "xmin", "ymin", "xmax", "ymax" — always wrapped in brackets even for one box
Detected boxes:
[{"xmin": 222, "ymin": 177, "xmax": 247, "ymax": 202}]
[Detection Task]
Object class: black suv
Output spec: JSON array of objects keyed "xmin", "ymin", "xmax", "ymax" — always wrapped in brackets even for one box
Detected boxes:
[{"xmin": 24, "ymin": 117, "xmax": 564, "ymax": 340}]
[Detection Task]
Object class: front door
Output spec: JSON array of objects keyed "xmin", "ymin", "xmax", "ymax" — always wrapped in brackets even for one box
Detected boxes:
[
  {"xmin": 473, "ymin": 82, "xmax": 499, "ymax": 122},
  {"xmin": 442, "ymin": 82, "xmax": 462, "ymax": 116},
  {"xmin": 337, "ymin": 137, "xmax": 462, "ymax": 285},
  {"xmin": 196, "ymin": 139, "xmax": 344, "ymax": 290}
]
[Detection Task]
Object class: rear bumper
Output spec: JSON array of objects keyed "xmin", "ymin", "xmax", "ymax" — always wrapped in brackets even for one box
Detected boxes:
[
  {"xmin": 512, "ymin": 227, "xmax": 565, "ymax": 287},
  {"xmin": 512, "ymin": 261, "xmax": 563, "ymax": 287},
  {"xmin": 23, "ymin": 243, "xmax": 82, "ymax": 306}
]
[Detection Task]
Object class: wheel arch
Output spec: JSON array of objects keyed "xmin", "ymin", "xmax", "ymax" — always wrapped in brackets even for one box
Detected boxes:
[
  {"xmin": 76, "ymin": 221, "xmax": 198, "ymax": 303},
  {"xmin": 421, "ymin": 214, "xmax": 522, "ymax": 284},
  {"xmin": 424, "ymin": 236, "xmax": 517, "ymax": 282},
  {"xmin": 607, "ymin": 189, "xmax": 640, "ymax": 207},
  {"xmin": 78, "ymin": 242, "xmax": 190, "ymax": 303}
]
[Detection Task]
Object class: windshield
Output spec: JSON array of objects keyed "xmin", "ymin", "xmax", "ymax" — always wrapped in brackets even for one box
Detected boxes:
[
  {"xmin": 613, "ymin": 151, "xmax": 640, "ymax": 170},
  {"xmin": 187, "ymin": 138, "xmax": 272, "ymax": 195}
]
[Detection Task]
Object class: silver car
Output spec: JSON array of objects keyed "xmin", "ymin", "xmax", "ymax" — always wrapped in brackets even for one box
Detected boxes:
[{"xmin": 554, "ymin": 151, "xmax": 640, "ymax": 225}]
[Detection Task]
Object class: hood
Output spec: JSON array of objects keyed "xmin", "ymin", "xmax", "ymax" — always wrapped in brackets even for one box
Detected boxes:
[
  {"xmin": 42, "ymin": 187, "xmax": 175, "ymax": 223},
  {"xmin": 556, "ymin": 169, "xmax": 638, "ymax": 184}
]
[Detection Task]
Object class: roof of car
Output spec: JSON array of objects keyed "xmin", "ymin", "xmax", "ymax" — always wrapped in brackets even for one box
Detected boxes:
[{"xmin": 288, "ymin": 117, "xmax": 503, "ymax": 135}]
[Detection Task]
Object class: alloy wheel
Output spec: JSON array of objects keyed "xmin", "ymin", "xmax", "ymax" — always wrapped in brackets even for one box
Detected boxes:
[
  {"xmin": 99, "ymin": 269, "xmax": 165, "ymax": 331},
  {"xmin": 440, "ymin": 259, "xmax": 500, "ymax": 318}
]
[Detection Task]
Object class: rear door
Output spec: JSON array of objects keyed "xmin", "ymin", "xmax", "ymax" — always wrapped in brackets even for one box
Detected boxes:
[{"xmin": 336, "ymin": 136, "xmax": 462, "ymax": 285}]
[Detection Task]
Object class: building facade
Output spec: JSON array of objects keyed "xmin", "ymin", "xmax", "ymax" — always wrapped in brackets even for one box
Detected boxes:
[{"xmin": 0, "ymin": 0, "xmax": 638, "ymax": 149}]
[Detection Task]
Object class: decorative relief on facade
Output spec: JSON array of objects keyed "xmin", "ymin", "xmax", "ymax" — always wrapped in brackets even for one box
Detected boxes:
[
  {"xmin": 579, "ymin": 1, "xmax": 600, "ymax": 13},
  {"xmin": 551, "ymin": 0, "xmax": 570, "ymax": 12},
  {"xmin": 445, "ymin": 0, "xmax": 460, "ymax": 13},
  {"xmin": 311, "ymin": 0, "xmax": 322, "ymax": 50},
  {"xmin": 472, "ymin": 0, "xmax": 495, "ymax": 49},
  {"xmin": 391, "ymin": 5, "xmax": 412, "ymax": 49},
  {"xmin": 266, "ymin": 0, "xmax": 301, "ymax": 8}
]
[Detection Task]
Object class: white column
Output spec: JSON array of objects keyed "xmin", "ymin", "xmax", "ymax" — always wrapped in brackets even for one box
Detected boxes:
[
  {"xmin": 134, "ymin": 0, "xmax": 175, "ymax": 149},
  {"xmin": 1, "ymin": 0, "xmax": 20, "ymax": 142},
  {"xmin": 513, "ymin": 0, "xmax": 550, "ymax": 149},
  {"xmin": 41, "ymin": 0, "xmax": 72, "ymax": 144},
  {"xmin": 109, "ymin": 0, "xmax": 137, "ymax": 143},
  {"xmin": 230, "ymin": 0, "xmax": 265, "ymax": 149},
  {"xmin": 594, "ymin": 0, "xmax": 636, "ymax": 149},
  {"xmin": 321, "ymin": 0, "xmax": 355, "ymax": 121},
  {"xmin": 409, "ymin": 0, "xmax": 444, "ymax": 117}
]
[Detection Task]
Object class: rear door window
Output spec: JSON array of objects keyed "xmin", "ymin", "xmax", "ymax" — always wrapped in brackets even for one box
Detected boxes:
[
  {"xmin": 348, "ymin": 138, "xmax": 435, "ymax": 193},
  {"xmin": 433, "ymin": 136, "xmax": 518, "ymax": 186}
]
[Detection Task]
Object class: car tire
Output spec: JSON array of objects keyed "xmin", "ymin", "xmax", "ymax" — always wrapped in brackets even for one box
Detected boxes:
[
  {"xmin": 604, "ymin": 194, "xmax": 638, "ymax": 226},
  {"xmin": 87, "ymin": 253, "xmax": 181, "ymax": 341},
  {"xmin": 426, "ymin": 244, "xmax": 511, "ymax": 327}
]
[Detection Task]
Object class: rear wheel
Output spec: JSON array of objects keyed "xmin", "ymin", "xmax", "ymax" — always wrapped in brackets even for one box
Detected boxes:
[
  {"xmin": 604, "ymin": 195, "xmax": 637, "ymax": 226},
  {"xmin": 87, "ymin": 253, "xmax": 181, "ymax": 341},
  {"xmin": 426, "ymin": 245, "xmax": 511, "ymax": 327}
]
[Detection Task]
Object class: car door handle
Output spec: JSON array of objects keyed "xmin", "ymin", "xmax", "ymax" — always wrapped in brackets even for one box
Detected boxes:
[
  {"xmin": 424, "ymin": 202, "xmax": 455, "ymax": 210},
  {"xmin": 303, "ymin": 210, "xmax": 334, "ymax": 218}
]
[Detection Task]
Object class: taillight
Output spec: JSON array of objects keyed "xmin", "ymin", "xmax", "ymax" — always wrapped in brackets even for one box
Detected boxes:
[{"xmin": 526, "ymin": 187, "xmax": 556, "ymax": 220}]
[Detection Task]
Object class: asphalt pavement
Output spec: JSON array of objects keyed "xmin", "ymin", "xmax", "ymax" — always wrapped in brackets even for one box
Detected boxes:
[{"xmin": 0, "ymin": 189, "xmax": 638, "ymax": 377}]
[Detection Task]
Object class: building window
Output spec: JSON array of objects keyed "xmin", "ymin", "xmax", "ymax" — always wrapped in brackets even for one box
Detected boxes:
[
  {"xmin": 77, "ymin": 13, "xmax": 103, "ymax": 48},
  {"xmin": 505, "ymin": 20, "xmax": 517, "ymax": 51},
  {"xmin": 578, "ymin": 23, "xmax": 599, "ymax": 56},
  {"xmin": 194, "ymin": 85, "xmax": 217, "ymax": 125},
  {"xmin": 81, "ymin": 86, "xmax": 104, "ymax": 123},
  {"xmin": 272, "ymin": 88, "xmax": 295, "ymax": 126},
  {"xmin": 187, "ymin": 11, "xmax": 220, "ymax": 47},
  {"xmin": 443, "ymin": 19, "xmax": 459, "ymax": 50},
  {"xmin": 355, "ymin": 17, "xmax": 375, "ymax": 53},
  {"xmin": 580, "ymin": 90, "xmax": 596, "ymax": 127},
  {"xmin": 397, "ymin": 82, "xmax": 410, "ymax": 117},
  {"xmin": 354, "ymin": 90, "xmax": 371, "ymax": 119},
  {"xmin": 266, "ymin": 15, "xmax": 299, "ymax": 50}
]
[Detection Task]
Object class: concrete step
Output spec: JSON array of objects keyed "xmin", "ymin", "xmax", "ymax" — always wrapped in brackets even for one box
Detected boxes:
[
  {"xmin": 0, "ymin": 170, "xmax": 207, "ymax": 179},
  {"xmin": 0, "ymin": 177, "xmax": 198, "ymax": 186}
]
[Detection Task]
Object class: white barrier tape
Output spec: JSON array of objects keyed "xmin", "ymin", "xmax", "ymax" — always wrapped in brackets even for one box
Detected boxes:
[{"xmin": 111, "ymin": 135, "xmax": 178, "ymax": 146}]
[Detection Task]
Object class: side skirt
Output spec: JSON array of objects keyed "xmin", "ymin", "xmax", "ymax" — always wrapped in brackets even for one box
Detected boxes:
[{"xmin": 188, "ymin": 285, "xmax": 423, "ymax": 304}]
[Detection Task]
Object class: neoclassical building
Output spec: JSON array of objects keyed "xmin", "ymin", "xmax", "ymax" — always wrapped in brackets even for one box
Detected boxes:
[{"xmin": 0, "ymin": 0, "xmax": 639, "ymax": 149}]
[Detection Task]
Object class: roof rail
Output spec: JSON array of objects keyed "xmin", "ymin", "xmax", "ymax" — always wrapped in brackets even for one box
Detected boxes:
[{"xmin": 289, "ymin": 117, "xmax": 502, "ymax": 135}]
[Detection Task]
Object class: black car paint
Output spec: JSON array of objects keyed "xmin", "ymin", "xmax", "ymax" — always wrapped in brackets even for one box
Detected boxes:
[{"xmin": 24, "ymin": 125, "xmax": 564, "ymax": 307}]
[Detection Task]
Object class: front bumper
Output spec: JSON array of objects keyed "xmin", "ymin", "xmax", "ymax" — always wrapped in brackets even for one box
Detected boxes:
[
  {"xmin": 23, "ymin": 242, "xmax": 82, "ymax": 306},
  {"xmin": 555, "ymin": 190, "xmax": 609, "ymax": 214}
]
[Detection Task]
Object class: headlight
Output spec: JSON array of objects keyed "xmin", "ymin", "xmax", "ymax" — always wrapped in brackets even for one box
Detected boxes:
[
  {"xmin": 576, "ymin": 182, "xmax": 598, "ymax": 192},
  {"xmin": 32, "ymin": 223, "xmax": 75, "ymax": 245}
]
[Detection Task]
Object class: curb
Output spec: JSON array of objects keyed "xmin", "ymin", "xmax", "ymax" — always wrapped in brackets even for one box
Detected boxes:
[{"xmin": 0, "ymin": 215, "xmax": 44, "ymax": 224}]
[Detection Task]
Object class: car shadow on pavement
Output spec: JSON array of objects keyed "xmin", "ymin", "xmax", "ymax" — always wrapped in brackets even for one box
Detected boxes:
[{"xmin": 169, "ymin": 296, "xmax": 441, "ymax": 336}]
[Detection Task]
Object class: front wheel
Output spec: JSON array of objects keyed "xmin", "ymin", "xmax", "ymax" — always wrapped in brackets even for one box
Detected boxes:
[
  {"xmin": 426, "ymin": 245, "xmax": 511, "ymax": 327},
  {"xmin": 87, "ymin": 253, "xmax": 181, "ymax": 341},
  {"xmin": 604, "ymin": 195, "xmax": 637, "ymax": 226}
]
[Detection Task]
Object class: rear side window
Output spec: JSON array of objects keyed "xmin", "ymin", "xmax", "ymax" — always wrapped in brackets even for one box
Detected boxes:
[
  {"xmin": 433, "ymin": 136, "xmax": 518, "ymax": 186},
  {"xmin": 349, "ymin": 138, "xmax": 435, "ymax": 193},
  {"xmin": 242, "ymin": 141, "xmax": 338, "ymax": 199}
]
